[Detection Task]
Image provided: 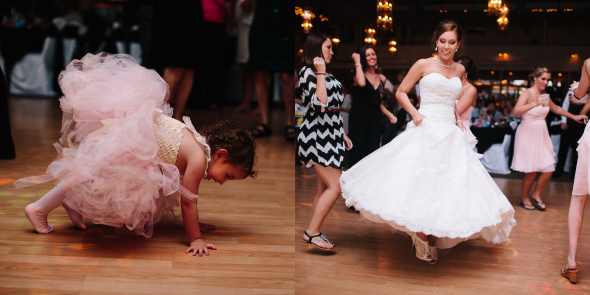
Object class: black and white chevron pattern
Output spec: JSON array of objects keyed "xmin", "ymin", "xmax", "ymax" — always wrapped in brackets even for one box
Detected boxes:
[{"xmin": 296, "ymin": 67, "xmax": 345, "ymax": 169}]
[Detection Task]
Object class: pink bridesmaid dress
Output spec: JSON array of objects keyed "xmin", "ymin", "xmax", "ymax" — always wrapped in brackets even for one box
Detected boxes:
[
  {"xmin": 511, "ymin": 105, "xmax": 555, "ymax": 172},
  {"xmin": 573, "ymin": 126, "xmax": 590, "ymax": 195}
]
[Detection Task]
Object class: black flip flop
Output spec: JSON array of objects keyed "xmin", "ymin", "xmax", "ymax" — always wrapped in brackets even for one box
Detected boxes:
[
  {"xmin": 530, "ymin": 197, "xmax": 546, "ymax": 211},
  {"xmin": 519, "ymin": 202, "xmax": 535, "ymax": 210}
]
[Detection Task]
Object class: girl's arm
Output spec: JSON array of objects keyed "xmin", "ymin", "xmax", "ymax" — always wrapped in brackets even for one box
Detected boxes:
[
  {"xmin": 181, "ymin": 159, "xmax": 217, "ymax": 256},
  {"xmin": 548, "ymin": 99, "xmax": 587, "ymax": 123},
  {"xmin": 513, "ymin": 91, "xmax": 540, "ymax": 116}
]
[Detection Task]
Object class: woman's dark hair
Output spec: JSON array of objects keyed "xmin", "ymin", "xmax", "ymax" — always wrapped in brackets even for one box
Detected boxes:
[
  {"xmin": 528, "ymin": 64, "xmax": 551, "ymax": 86},
  {"xmin": 455, "ymin": 56, "xmax": 478, "ymax": 81},
  {"xmin": 359, "ymin": 45, "xmax": 379, "ymax": 71},
  {"xmin": 200, "ymin": 120, "xmax": 257, "ymax": 179},
  {"xmin": 301, "ymin": 31, "xmax": 331, "ymax": 68},
  {"xmin": 430, "ymin": 19, "xmax": 466, "ymax": 55}
]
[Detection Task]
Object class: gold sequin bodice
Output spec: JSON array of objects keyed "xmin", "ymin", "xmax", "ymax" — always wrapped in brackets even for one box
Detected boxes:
[{"xmin": 154, "ymin": 115, "xmax": 185, "ymax": 165}]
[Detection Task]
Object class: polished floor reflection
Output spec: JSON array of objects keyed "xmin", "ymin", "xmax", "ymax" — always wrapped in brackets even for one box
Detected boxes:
[
  {"xmin": 296, "ymin": 165, "xmax": 590, "ymax": 294},
  {"xmin": 0, "ymin": 97, "xmax": 294, "ymax": 294}
]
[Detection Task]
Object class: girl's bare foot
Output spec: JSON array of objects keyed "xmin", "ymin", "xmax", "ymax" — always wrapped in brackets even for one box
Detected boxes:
[
  {"xmin": 63, "ymin": 203, "xmax": 86, "ymax": 230},
  {"xmin": 24, "ymin": 204, "xmax": 54, "ymax": 234}
]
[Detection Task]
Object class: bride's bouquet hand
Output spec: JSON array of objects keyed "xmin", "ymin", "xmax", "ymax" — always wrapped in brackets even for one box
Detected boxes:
[{"xmin": 413, "ymin": 112, "xmax": 425, "ymax": 126}]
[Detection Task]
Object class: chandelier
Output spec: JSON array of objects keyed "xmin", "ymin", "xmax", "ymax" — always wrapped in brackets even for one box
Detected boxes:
[
  {"xmin": 488, "ymin": 0, "xmax": 502, "ymax": 15},
  {"xmin": 388, "ymin": 40, "xmax": 397, "ymax": 55},
  {"xmin": 377, "ymin": 1, "xmax": 393, "ymax": 31},
  {"xmin": 295, "ymin": 7, "xmax": 315, "ymax": 34},
  {"xmin": 497, "ymin": 4, "xmax": 509, "ymax": 30},
  {"xmin": 364, "ymin": 27, "xmax": 377, "ymax": 45}
]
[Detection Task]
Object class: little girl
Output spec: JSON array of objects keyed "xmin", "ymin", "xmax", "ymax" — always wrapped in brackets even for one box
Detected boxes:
[{"xmin": 14, "ymin": 53, "xmax": 257, "ymax": 257}]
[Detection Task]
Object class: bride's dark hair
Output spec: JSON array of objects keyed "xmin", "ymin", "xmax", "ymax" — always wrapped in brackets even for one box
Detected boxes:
[{"xmin": 430, "ymin": 20, "xmax": 466, "ymax": 55}]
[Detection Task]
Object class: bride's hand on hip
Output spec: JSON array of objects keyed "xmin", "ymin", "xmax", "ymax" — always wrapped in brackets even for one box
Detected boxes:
[{"xmin": 413, "ymin": 112, "xmax": 425, "ymax": 126}]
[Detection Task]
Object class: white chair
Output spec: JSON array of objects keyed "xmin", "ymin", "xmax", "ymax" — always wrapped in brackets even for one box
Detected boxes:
[
  {"xmin": 9, "ymin": 36, "xmax": 57, "ymax": 96},
  {"xmin": 480, "ymin": 121, "xmax": 518, "ymax": 175}
]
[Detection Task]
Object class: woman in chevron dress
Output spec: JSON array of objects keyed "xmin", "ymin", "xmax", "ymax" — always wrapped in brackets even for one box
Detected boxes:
[{"xmin": 297, "ymin": 32, "xmax": 352, "ymax": 250}]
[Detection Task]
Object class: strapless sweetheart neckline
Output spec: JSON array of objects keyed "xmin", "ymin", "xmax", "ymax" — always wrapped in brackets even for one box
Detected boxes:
[{"xmin": 422, "ymin": 72, "xmax": 461, "ymax": 81}]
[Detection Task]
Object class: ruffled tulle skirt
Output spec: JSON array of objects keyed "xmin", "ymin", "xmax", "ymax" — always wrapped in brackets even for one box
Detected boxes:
[
  {"xmin": 511, "ymin": 120, "xmax": 555, "ymax": 173},
  {"xmin": 14, "ymin": 53, "xmax": 182, "ymax": 238},
  {"xmin": 340, "ymin": 104, "xmax": 516, "ymax": 249}
]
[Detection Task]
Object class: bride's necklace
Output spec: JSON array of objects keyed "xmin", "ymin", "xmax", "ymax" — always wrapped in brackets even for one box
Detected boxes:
[{"xmin": 434, "ymin": 55, "xmax": 453, "ymax": 68}]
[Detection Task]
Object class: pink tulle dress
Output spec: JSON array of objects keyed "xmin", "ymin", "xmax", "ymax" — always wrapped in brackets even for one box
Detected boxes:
[
  {"xmin": 14, "ymin": 53, "xmax": 211, "ymax": 238},
  {"xmin": 511, "ymin": 105, "xmax": 555, "ymax": 173}
]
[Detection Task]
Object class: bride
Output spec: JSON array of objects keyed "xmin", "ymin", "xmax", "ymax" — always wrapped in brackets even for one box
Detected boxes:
[{"xmin": 340, "ymin": 20, "xmax": 516, "ymax": 264}]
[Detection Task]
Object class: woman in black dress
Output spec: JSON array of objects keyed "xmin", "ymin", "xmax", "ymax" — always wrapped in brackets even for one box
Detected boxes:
[
  {"xmin": 297, "ymin": 32, "xmax": 352, "ymax": 250},
  {"xmin": 348, "ymin": 46, "xmax": 397, "ymax": 167},
  {"xmin": 150, "ymin": 0, "xmax": 203, "ymax": 120}
]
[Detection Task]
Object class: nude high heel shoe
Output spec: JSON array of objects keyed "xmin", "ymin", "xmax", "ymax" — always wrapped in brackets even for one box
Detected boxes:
[
  {"xmin": 428, "ymin": 245, "xmax": 438, "ymax": 265},
  {"xmin": 411, "ymin": 233, "xmax": 432, "ymax": 263}
]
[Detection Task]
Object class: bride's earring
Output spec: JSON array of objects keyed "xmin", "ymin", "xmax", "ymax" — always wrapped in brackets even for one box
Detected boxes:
[
  {"xmin": 435, "ymin": 46, "xmax": 438, "ymax": 51},
  {"xmin": 456, "ymin": 48, "xmax": 458, "ymax": 52}
]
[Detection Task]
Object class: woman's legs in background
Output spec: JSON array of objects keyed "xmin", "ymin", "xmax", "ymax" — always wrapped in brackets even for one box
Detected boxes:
[
  {"xmin": 233, "ymin": 64, "xmax": 255, "ymax": 113},
  {"xmin": 521, "ymin": 172, "xmax": 538, "ymax": 207},
  {"xmin": 531, "ymin": 171, "xmax": 552, "ymax": 208},
  {"xmin": 303, "ymin": 165, "xmax": 341, "ymax": 249},
  {"xmin": 566, "ymin": 193, "xmax": 589, "ymax": 270},
  {"xmin": 163, "ymin": 67, "xmax": 195, "ymax": 120}
]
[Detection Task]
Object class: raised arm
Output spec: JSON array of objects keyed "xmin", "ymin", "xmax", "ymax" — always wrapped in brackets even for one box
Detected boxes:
[{"xmin": 352, "ymin": 53, "xmax": 365, "ymax": 87}]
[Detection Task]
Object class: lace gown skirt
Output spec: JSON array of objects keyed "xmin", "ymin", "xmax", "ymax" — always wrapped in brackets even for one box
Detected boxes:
[{"xmin": 340, "ymin": 73, "xmax": 516, "ymax": 249}]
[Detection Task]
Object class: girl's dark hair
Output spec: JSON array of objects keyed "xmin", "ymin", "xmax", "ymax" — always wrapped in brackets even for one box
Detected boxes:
[
  {"xmin": 528, "ymin": 64, "xmax": 551, "ymax": 86},
  {"xmin": 455, "ymin": 56, "xmax": 478, "ymax": 81},
  {"xmin": 200, "ymin": 120, "xmax": 257, "ymax": 179},
  {"xmin": 359, "ymin": 45, "xmax": 379, "ymax": 71},
  {"xmin": 301, "ymin": 31, "xmax": 331, "ymax": 68},
  {"xmin": 430, "ymin": 19, "xmax": 466, "ymax": 55}
]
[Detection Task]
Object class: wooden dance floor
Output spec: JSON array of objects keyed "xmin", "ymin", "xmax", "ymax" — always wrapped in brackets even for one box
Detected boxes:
[
  {"xmin": 0, "ymin": 97, "xmax": 294, "ymax": 294},
  {"xmin": 296, "ymin": 165, "xmax": 590, "ymax": 294}
]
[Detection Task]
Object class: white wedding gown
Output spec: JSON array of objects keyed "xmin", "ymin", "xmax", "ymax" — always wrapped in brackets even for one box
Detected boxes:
[{"xmin": 340, "ymin": 72, "xmax": 516, "ymax": 249}]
